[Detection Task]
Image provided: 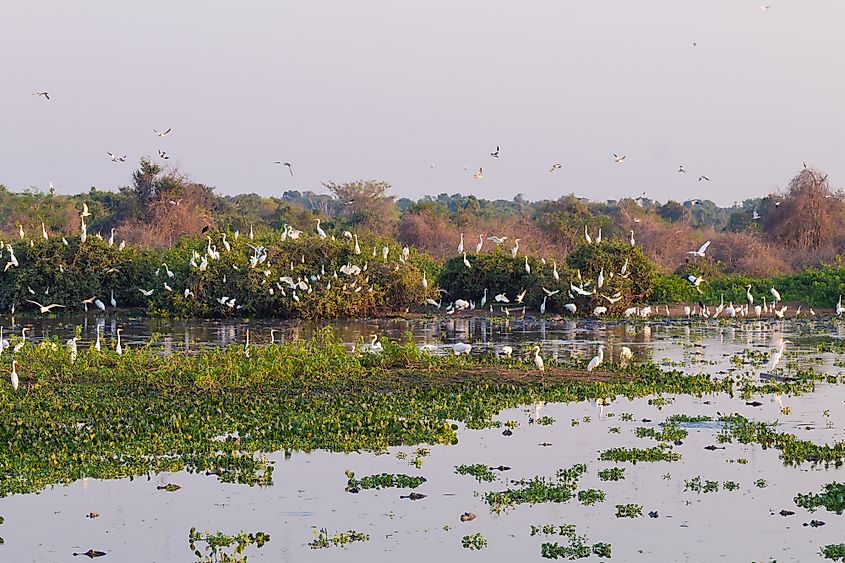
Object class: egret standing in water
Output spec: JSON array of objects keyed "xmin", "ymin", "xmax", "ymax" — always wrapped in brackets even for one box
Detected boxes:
[
  {"xmin": 115, "ymin": 328, "xmax": 123, "ymax": 355},
  {"xmin": 94, "ymin": 325, "xmax": 101, "ymax": 351},
  {"xmin": 587, "ymin": 345, "xmax": 604, "ymax": 372},
  {"xmin": 767, "ymin": 340, "xmax": 791, "ymax": 372}
]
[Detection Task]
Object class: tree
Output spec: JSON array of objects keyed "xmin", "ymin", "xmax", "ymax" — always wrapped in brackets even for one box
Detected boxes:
[
  {"xmin": 323, "ymin": 180, "xmax": 398, "ymax": 236},
  {"xmin": 657, "ymin": 200, "xmax": 690, "ymax": 223},
  {"xmin": 765, "ymin": 168, "xmax": 845, "ymax": 252}
]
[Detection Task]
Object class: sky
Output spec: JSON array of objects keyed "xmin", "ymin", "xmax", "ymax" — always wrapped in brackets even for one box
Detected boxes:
[{"xmin": 2, "ymin": 1, "xmax": 844, "ymax": 206}]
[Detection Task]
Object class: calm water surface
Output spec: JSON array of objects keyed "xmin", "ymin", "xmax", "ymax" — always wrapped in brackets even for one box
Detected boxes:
[{"xmin": 1, "ymin": 316, "xmax": 844, "ymax": 562}]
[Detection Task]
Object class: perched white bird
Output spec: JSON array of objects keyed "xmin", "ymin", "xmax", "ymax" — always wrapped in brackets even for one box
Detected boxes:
[
  {"xmin": 10, "ymin": 359, "xmax": 18, "ymax": 390},
  {"xmin": 494, "ymin": 293, "xmax": 509, "ymax": 303},
  {"xmin": 511, "ymin": 239, "xmax": 521, "ymax": 258},
  {"xmin": 533, "ymin": 346, "xmax": 544, "ymax": 371},
  {"xmin": 524, "ymin": 256, "xmax": 531, "ymax": 274},
  {"xmin": 94, "ymin": 325, "xmax": 101, "ymax": 351},
  {"xmin": 457, "ymin": 233, "xmax": 464, "ymax": 254},
  {"xmin": 13, "ymin": 328, "xmax": 29, "ymax": 353},
  {"xmin": 746, "ymin": 285, "xmax": 754, "ymax": 305},
  {"xmin": 540, "ymin": 296, "xmax": 547, "ymax": 314},
  {"xmin": 587, "ymin": 345, "xmax": 605, "ymax": 372},
  {"xmin": 475, "ymin": 235, "xmax": 484, "ymax": 253},
  {"xmin": 629, "ymin": 230, "xmax": 635, "ymax": 246},
  {"xmin": 593, "ymin": 306, "xmax": 607, "ymax": 316},
  {"xmin": 462, "ymin": 252, "xmax": 471, "ymax": 269},
  {"xmin": 770, "ymin": 287, "xmax": 781, "ymax": 303},
  {"xmin": 584, "ymin": 225, "xmax": 592, "ymax": 244},
  {"xmin": 564, "ymin": 303, "xmax": 577, "ymax": 314},
  {"xmin": 836, "ymin": 295, "xmax": 845, "ymax": 316},
  {"xmin": 115, "ymin": 328, "xmax": 123, "ymax": 355},
  {"xmin": 501, "ymin": 345, "xmax": 513, "ymax": 358},
  {"xmin": 316, "ymin": 219, "xmax": 327, "ymax": 239},
  {"xmin": 619, "ymin": 346, "xmax": 633, "ymax": 362}
]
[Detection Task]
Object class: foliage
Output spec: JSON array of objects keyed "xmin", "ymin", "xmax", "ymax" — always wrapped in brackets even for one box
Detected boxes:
[
  {"xmin": 598, "ymin": 467, "xmax": 625, "ymax": 481},
  {"xmin": 344, "ymin": 471, "xmax": 426, "ymax": 491},
  {"xmin": 614, "ymin": 504, "xmax": 643, "ymax": 518},
  {"xmin": 794, "ymin": 483, "xmax": 845, "ymax": 514},
  {"xmin": 483, "ymin": 464, "xmax": 587, "ymax": 511},
  {"xmin": 308, "ymin": 528, "xmax": 369, "ymax": 550},
  {"xmin": 565, "ymin": 240, "xmax": 658, "ymax": 313},
  {"xmin": 0, "ymin": 333, "xmax": 817, "ymax": 498},
  {"xmin": 455, "ymin": 464, "xmax": 496, "ymax": 483},
  {"xmin": 461, "ymin": 533, "xmax": 488, "ymax": 550},
  {"xmin": 576, "ymin": 488, "xmax": 605, "ymax": 506},
  {"xmin": 188, "ymin": 528, "xmax": 270, "ymax": 562},
  {"xmin": 821, "ymin": 544, "xmax": 845, "ymax": 562},
  {"xmin": 599, "ymin": 447, "xmax": 681, "ymax": 464}
]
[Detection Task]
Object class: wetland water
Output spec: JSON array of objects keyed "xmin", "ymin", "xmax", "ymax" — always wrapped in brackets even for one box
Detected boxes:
[{"xmin": 2, "ymin": 316, "xmax": 845, "ymax": 562}]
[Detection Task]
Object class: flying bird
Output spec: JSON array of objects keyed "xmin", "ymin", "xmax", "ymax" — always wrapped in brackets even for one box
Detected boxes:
[
  {"xmin": 154, "ymin": 128, "xmax": 172, "ymax": 137},
  {"xmin": 473, "ymin": 167, "xmax": 484, "ymax": 179},
  {"xmin": 687, "ymin": 240, "xmax": 711, "ymax": 257},
  {"xmin": 25, "ymin": 300, "xmax": 66, "ymax": 314},
  {"xmin": 613, "ymin": 153, "xmax": 626, "ymax": 163},
  {"xmin": 760, "ymin": 5, "xmax": 771, "ymax": 12},
  {"xmin": 158, "ymin": 150, "xmax": 170, "ymax": 160},
  {"xmin": 33, "ymin": 91, "xmax": 50, "ymax": 100},
  {"xmin": 678, "ymin": 165, "xmax": 686, "ymax": 173},
  {"xmin": 698, "ymin": 175, "xmax": 710, "ymax": 182},
  {"xmin": 490, "ymin": 146, "xmax": 500, "ymax": 158},
  {"xmin": 107, "ymin": 152, "xmax": 127, "ymax": 162},
  {"xmin": 549, "ymin": 163, "xmax": 562, "ymax": 172}
]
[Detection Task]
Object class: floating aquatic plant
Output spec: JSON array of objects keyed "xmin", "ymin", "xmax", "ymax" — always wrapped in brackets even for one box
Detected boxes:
[
  {"xmin": 614, "ymin": 504, "xmax": 643, "ymax": 518},
  {"xmin": 599, "ymin": 447, "xmax": 681, "ymax": 464},
  {"xmin": 794, "ymin": 482, "xmax": 845, "ymax": 514},
  {"xmin": 308, "ymin": 528, "xmax": 368, "ymax": 550},
  {"xmin": 461, "ymin": 533, "xmax": 487, "ymax": 550},
  {"xmin": 598, "ymin": 467, "xmax": 626, "ymax": 481},
  {"xmin": 188, "ymin": 527, "xmax": 270, "ymax": 562},
  {"xmin": 455, "ymin": 464, "xmax": 496, "ymax": 483}
]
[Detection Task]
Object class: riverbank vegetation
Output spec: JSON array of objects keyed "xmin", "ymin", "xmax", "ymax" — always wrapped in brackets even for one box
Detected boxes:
[{"xmin": 3, "ymin": 163, "xmax": 845, "ymax": 317}]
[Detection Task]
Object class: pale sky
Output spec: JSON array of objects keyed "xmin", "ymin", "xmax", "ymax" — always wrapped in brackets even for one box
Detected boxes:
[{"xmin": 2, "ymin": 1, "xmax": 843, "ymax": 206}]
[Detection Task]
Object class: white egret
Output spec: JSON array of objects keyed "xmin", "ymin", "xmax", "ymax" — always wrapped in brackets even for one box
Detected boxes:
[
  {"xmin": 480, "ymin": 288, "xmax": 488, "ymax": 308},
  {"xmin": 515, "ymin": 289, "xmax": 526, "ymax": 304},
  {"xmin": 494, "ymin": 292, "xmax": 509, "ymax": 303},
  {"xmin": 837, "ymin": 295, "xmax": 845, "ymax": 316},
  {"xmin": 475, "ymin": 235, "xmax": 483, "ymax": 253},
  {"xmin": 620, "ymin": 346, "xmax": 633, "ymax": 362},
  {"xmin": 687, "ymin": 241, "xmax": 711, "ymax": 257},
  {"xmin": 552, "ymin": 261, "xmax": 560, "ymax": 281},
  {"xmin": 369, "ymin": 335, "xmax": 383, "ymax": 353},
  {"xmin": 540, "ymin": 296, "xmax": 547, "ymax": 315},
  {"xmin": 587, "ymin": 345, "xmax": 604, "ymax": 372},
  {"xmin": 511, "ymin": 239, "xmax": 520, "ymax": 258},
  {"xmin": 422, "ymin": 271, "xmax": 428, "ymax": 289},
  {"xmin": 593, "ymin": 306, "xmax": 607, "ymax": 316},
  {"xmin": 488, "ymin": 236, "xmax": 507, "ymax": 245},
  {"xmin": 584, "ymin": 226, "xmax": 592, "ymax": 244},
  {"xmin": 10, "ymin": 359, "xmax": 18, "ymax": 390},
  {"xmin": 564, "ymin": 303, "xmax": 577, "ymax": 314},
  {"xmin": 629, "ymin": 230, "xmax": 635, "ymax": 246},
  {"xmin": 462, "ymin": 252, "xmax": 471, "ymax": 269},
  {"xmin": 524, "ymin": 256, "xmax": 531, "ymax": 274},
  {"xmin": 533, "ymin": 346, "xmax": 544, "ymax": 371},
  {"xmin": 67, "ymin": 336, "xmax": 79, "ymax": 363},
  {"xmin": 745, "ymin": 285, "xmax": 754, "ymax": 305},
  {"xmin": 94, "ymin": 299, "xmax": 106, "ymax": 311},
  {"xmin": 94, "ymin": 325, "xmax": 101, "ymax": 351},
  {"xmin": 316, "ymin": 219, "xmax": 327, "ymax": 239},
  {"xmin": 767, "ymin": 340, "xmax": 791, "ymax": 372},
  {"xmin": 110, "ymin": 291, "xmax": 117, "ymax": 308},
  {"xmin": 457, "ymin": 233, "xmax": 464, "ymax": 254},
  {"xmin": 453, "ymin": 342, "xmax": 472, "ymax": 355},
  {"xmin": 597, "ymin": 268, "xmax": 604, "ymax": 289},
  {"xmin": 25, "ymin": 300, "xmax": 65, "ymax": 314},
  {"xmin": 683, "ymin": 305, "xmax": 691, "ymax": 318},
  {"xmin": 595, "ymin": 228, "xmax": 602, "ymax": 243},
  {"xmin": 770, "ymin": 287, "xmax": 781, "ymax": 303},
  {"xmin": 115, "ymin": 328, "xmax": 123, "ymax": 355},
  {"xmin": 13, "ymin": 328, "xmax": 28, "ymax": 353},
  {"xmin": 502, "ymin": 345, "xmax": 513, "ymax": 358},
  {"xmin": 623, "ymin": 306, "xmax": 638, "ymax": 317}
]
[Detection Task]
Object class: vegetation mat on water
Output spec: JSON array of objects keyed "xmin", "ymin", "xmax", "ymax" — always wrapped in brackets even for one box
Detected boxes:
[{"xmin": 0, "ymin": 330, "xmax": 825, "ymax": 497}]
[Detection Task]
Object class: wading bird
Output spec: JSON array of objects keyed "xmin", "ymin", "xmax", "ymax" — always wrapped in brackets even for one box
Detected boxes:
[{"xmin": 587, "ymin": 345, "xmax": 605, "ymax": 372}]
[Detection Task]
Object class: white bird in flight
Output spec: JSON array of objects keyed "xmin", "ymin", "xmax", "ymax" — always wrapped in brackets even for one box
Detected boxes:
[
  {"xmin": 613, "ymin": 153, "xmax": 626, "ymax": 163},
  {"xmin": 687, "ymin": 241, "xmax": 711, "ymax": 257},
  {"xmin": 25, "ymin": 300, "xmax": 66, "ymax": 314},
  {"xmin": 107, "ymin": 152, "xmax": 127, "ymax": 163},
  {"xmin": 154, "ymin": 128, "xmax": 172, "ymax": 137}
]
